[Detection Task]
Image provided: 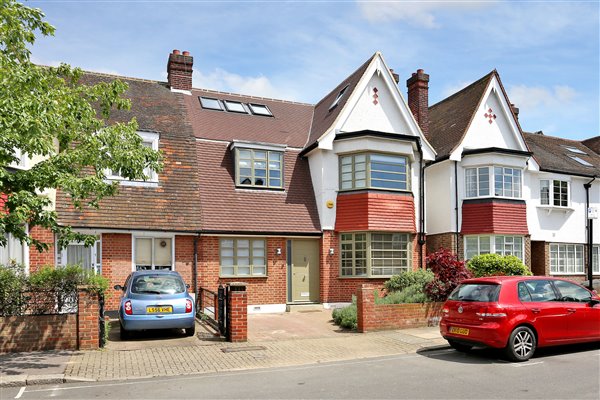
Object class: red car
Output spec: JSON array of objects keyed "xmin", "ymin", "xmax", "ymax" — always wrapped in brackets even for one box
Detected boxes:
[{"xmin": 440, "ymin": 276, "xmax": 600, "ymax": 361}]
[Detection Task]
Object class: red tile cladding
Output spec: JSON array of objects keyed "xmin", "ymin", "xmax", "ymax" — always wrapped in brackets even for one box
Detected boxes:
[
  {"xmin": 461, "ymin": 199, "xmax": 528, "ymax": 235},
  {"xmin": 335, "ymin": 192, "xmax": 416, "ymax": 233}
]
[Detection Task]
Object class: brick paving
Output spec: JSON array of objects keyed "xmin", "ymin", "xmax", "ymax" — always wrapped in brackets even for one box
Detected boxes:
[{"xmin": 64, "ymin": 324, "xmax": 447, "ymax": 382}]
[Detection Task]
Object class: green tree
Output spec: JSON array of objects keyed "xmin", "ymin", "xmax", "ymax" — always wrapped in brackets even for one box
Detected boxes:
[{"xmin": 0, "ymin": 0, "xmax": 162, "ymax": 251}]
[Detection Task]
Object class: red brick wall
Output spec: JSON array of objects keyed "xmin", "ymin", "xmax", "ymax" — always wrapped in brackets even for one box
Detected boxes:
[
  {"xmin": 77, "ymin": 288, "xmax": 99, "ymax": 350},
  {"xmin": 320, "ymin": 231, "xmax": 423, "ymax": 303},
  {"xmin": 198, "ymin": 236, "xmax": 287, "ymax": 305},
  {"xmin": 102, "ymin": 233, "xmax": 132, "ymax": 310},
  {"xmin": 28, "ymin": 226, "xmax": 55, "ymax": 273},
  {"xmin": 356, "ymin": 284, "xmax": 443, "ymax": 333},
  {"xmin": 336, "ymin": 192, "xmax": 416, "ymax": 233},
  {"xmin": 0, "ymin": 314, "xmax": 77, "ymax": 353},
  {"xmin": 461, "ymin": 200, "xmax": 528, "ymax": 235},
  {"xmin": 226, "ymin": 283, "xmax": 248, "ymax": 342},
  {"xmin": 175, "ymin": 235, "xmax": 195, "ymax": 291},
  {"xmin": 426, "ymin": 232, "xmax": 458, "ymax": 255}
]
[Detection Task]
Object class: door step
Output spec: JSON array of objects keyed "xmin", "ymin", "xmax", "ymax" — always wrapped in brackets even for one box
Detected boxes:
[{"xmin": 286, "ymin": 303, "xmax": 324, "ymax": 312}]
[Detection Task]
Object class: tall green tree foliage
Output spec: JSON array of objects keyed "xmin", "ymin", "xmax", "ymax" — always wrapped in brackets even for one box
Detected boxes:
[{"xmin": 0, "ymin": 0, "xmax": 162, "ymax": 251}]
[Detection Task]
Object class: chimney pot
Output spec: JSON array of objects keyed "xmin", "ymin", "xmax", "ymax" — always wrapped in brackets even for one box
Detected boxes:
[
  {"xmin": 183, "ymin": 51, "xmax": 190, "ymax": 56},
  {"xmin": 510, "ymin": 103, "xmax": 520, "ymax": 120},
  {"xmin": 390, "ymin": 69, "xmax": 400, "ymax": 84},
  {"xmin": 173, "ymin": 49, "xmax": 180, "ymax": 55},
  {"xmin": 406, "ymin": 69, "xmax": 430, "ymax": 137}
]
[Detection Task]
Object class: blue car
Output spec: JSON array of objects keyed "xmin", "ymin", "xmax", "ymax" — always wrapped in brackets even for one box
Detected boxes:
[{"xmin": 114, "ymin": 270, "xmax": 196, "ymax": 339}]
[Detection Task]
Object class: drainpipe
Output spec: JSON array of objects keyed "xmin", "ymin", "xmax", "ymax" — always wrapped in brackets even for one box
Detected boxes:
[
  {"xmin": 454, "ymin": 161, "xmax": 460, "ymax": 254},
  {"xmin": 193, "ymin": 234, "xmax": 199, "ymax": 299},
  {"xmin": 417, "ymin": 139, "xmax": 426, "ymax": 268},
  {"xmin": 584, "ymin": 177, "xmax": 596, "ymax": 291}
]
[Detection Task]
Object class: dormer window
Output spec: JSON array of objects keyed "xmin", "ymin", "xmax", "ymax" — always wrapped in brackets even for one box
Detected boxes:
[
  {"xmin": 223, "ymin": 100, "xmax": 248, "ymax": 114},
  {"xmin": 340, "ymin": 153, "xmax": 409, "ymax": 191},
  {"xmin": 465, "ymin": 166, "xmax": 521, "ymax": 199},
  {"xmin": 107, "ymin": 131, "xmax": 159, "ymax": 184},
  {"xmin": 234, "ymin": 147, "xmax": 283, "ymax": 189},
  {"xmin": 329, "ymin": 85, "xmax": 349, "ymax": 111}
]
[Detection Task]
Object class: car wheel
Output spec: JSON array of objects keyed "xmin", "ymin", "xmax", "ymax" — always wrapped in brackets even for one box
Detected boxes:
[
  {"xmin": 448, "ymin": 340, "xmax": 472, "ymax": 352},
  {"xmin": 185, "ymin": 325, "xmax": 196, "ymax": 337},
  {"xmin": 505, "ymin": 326, "xmax": 536, "ymax": 362},
  {"xmin": 119, "ymin": 322, "xmax": 130, "ymax": 340}
]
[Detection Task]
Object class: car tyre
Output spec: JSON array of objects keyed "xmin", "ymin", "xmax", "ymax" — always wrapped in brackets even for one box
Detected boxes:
[
  {"xmin": 505, "ymin": 326, "xmax": 536, "ymax": 362},
  {"xmin": 185, "ymin": 325, "xmax": 196, "ymax": 337},
  {"xmin": 448, "ymin": 340, "xmax": 472, "ymax": 352},
  {"xmin": 119, "ymin": 321, "xmax": 130, "ymax": 340}
]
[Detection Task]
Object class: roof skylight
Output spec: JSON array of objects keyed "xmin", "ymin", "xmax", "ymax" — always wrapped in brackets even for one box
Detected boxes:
[
  {"xmin": 568, "ymin": 155, "xmax": 593, "ymax": 167},
  {"xmin": 563, "ymin": 146, "xmax": 587, "ymax": 155},
  {"xmin": 248, "ymin": 103, "xmax": 273, "ymax": 117},
  {"xmin": 223, "ymin": 100, "xmax": 248, "ymax": 114},
  {"xmin": 199, "ymin": 97, "xmax": 223, "ymax": 111},
  {"xmin": 329, "ymin": 85, "xmax": 350, "ymax": 111}
]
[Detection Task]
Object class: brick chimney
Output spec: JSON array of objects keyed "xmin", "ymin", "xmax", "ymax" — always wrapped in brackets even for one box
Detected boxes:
[
  {"xmin": 167, "ymin": 49, "xmax": 193, "ymax": 91},
  {"xmin": 406, "ymin": 69, "xmax": 429, "ymax": 137},
  {"xmin": 390, "ymin": 69, "xmax": 400, "ymax": 84}
]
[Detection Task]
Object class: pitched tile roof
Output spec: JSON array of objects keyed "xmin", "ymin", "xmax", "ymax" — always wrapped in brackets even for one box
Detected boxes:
[
  {"xmin": 582, "ymin": 136, "xmax": 600, "ymax": 155},
  {"xmin": 304, "ymin": 53, "xmax": 377, "ymax": 151},
  {"xmin": 56, "ymin": 73, "xmax": 202, "ymax": 231},
  {"xmin": 196, "ymin": 141, "xmax": 320, "ymax": 234},
  {"xmin": 427, "ymin": 71, "xmax": 495, "ymax": 159},
  {"xmin": 185, "ymin": 89, "xmax": 313, "ymax": 148},
  {"xmin": 523, "ymin": 132, "xmax": 600, "ymax": 177}
]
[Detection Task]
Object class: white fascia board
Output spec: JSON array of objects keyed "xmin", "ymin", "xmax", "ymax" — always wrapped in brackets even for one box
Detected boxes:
[
  {"xmin": 67, "ymin": 228, "xmax": 197, "ymax": 236},
  {"xmin": 317, "ymin": 53, "xmax": 436, "ymax": 160},
  {"xmin": 170, "ymin": 88, "xmax": 192, "ymax": 95},
  {"xmin": 229, "ymin": 140, "xmax": 287, "ymax": 152}
]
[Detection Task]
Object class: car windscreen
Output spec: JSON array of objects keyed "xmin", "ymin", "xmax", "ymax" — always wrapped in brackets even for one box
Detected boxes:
[
  {"xmin": 131, "ymin": 275, "xmax": 186, "ymax": 295},
  {"xmin": 448, "ymin": 283, "xmax": 501, "ymax": 302}
]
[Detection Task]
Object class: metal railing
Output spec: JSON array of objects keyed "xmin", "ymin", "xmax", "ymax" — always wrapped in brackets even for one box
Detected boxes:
[
  {"xmin": 0, "ymin": 288, "xmax": 78, "ymax": 316},
  {"xmin": 196, "ymin": 285, "xmax": 226, "ymax": 336}
]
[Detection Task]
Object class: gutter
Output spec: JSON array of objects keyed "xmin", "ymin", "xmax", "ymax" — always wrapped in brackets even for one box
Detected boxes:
[{"xmin": 584, "ymin": 177, "xmax": 596, "ymax": 291}]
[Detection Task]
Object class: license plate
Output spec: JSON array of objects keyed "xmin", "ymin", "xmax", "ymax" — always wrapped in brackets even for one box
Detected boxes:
[
  {"xmin": 146, "ymin": 306, "xmax": 172, "ymax": 314},
  {"xmin": 449, "ymin": 327, "xmax": 469, "ymax": 336}
]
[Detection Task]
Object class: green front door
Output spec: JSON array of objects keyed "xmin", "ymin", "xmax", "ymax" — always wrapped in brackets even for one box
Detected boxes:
[{"xmin": 290, "ymin": 240, "xmax": 320, "ymax": 303}]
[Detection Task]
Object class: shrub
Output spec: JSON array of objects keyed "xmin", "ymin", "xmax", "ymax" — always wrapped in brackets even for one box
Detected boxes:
[
  {"xmin": 332, "ymin": 304, "xmax": 357, "ymax": 329},
  {"xmin": 0, "ymin": 263, "xmax": 27, "ymax": 316},
  {"xmin": 384, "ymin": 269, "xmax": 434, "ymax": 293},
  {"xmin": 376, "ymin": 285, "xmax": 430, "ymax": 304},
  {"xmin": 424, "ymin": 249, "xmax": 473, "ymax": 302},
  {"xmin": 467, "ymin": 254, "xmax": 532, "ymax": 277}
]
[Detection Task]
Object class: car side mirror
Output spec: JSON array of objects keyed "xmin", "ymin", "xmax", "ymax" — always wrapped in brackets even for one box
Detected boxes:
[
  {"xmin": 114, "ymin": 285, "xmax": 123, "ymax": 291},
  {"xmin": 588, "ymin": 299, "xmax": 600, "ymax": 307},
  {"xmin": 186, "ymin": 284, "xmax": 190, "ymax": 289}
]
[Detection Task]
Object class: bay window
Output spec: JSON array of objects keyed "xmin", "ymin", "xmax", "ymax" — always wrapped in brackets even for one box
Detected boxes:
[
  {"xmin": 464, "ymin": 235, "xmax": 524, "ymax": 261},
  {"xmin": 341, "ymin": 232, "xmax": 410, "ymax": 277},
  {"xmin": 340, "ymin": 153, "xmax": 409, "ymax": 191},
  {"xmin": 464, "ymin": 166, "xmax": 522, "ymax": 199}
]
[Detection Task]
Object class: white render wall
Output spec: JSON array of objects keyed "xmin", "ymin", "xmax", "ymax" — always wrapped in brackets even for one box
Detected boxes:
[
  {"xmin": 425, "ymin": 160, "xmax": 455, "ymax": 235},
  {"xmin": 526, "ymin": 172, "xmax": 600, "ymax": 244}
]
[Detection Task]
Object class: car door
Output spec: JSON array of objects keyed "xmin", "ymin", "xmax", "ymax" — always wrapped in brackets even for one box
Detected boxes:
[
  {"xmin": 518, "ymin": 280, "xmax": 570, "ymax": 344},
  {"xmin": 552, "ymin": 280, "xmax": 600, "ymax": 341}
]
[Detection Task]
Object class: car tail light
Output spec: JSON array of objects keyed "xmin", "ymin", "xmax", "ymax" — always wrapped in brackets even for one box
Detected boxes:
[
  {"xmin": 185, "ymin": 299, "xmax": 193, "ymax": 313},
  {"xmin": 442, "ymin": 307, "xmax": 449, "ymax": 314},
  {"xmin": 124, "ymin": 300, "xmax": 133, "ymax": 315},
  {"xmin": 476, "ymin": 306, "xmax": 506, "ymax": 318}
]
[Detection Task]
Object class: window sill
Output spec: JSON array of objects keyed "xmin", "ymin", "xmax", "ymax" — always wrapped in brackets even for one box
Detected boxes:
[
  {"xmin": 219, "ymin": 275, "xmax": 267, "ymax": 279},
  {"xmin": 537, "ymin": 205, "xmax": 574, "ymax": 215},
  {"xmin": 549, "ymin": 272, "xmax": 585, "ymax": 276},
  {"xmin": 107, "ymin": 179, "xmax": 159, "ymax": 188},
  {"xmin": 234, "ymin": 187, "xmax": 285, "ymax": 193}
]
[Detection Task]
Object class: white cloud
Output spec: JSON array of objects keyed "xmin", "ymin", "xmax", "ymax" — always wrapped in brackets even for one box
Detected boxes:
[
  {"xmin": 508, "ymin": 84, "xmax": 578, "ymax": 110},
  {"xmin": 358, "ymin": 1, "xmax": 485, "ymax": 28},
  {"xmin": 193, "ymin": 68, "xmax": 294, "ymax": 100}
]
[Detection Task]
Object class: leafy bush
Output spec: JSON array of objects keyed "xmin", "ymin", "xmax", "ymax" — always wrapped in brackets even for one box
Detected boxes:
[
  {"xmin": 424, "ymin": 249, "xmax": 473, "ymax": 302},
  {"xmin": 376, "ymin": 285, "xmax": 430, "ymax": 304},
  {"xmin": 0, "ymin": 263, "xmax": 27, "ymax": 316},
  {"xmin": 467, "ymin": 254, "xmax": 532, "ymax": 277},
  {"xmin": 332, "ymin": 295, "xmax": 357, "ymax": 330},
  {"xmin": 384, "ymin": 270, "xmax": 434, "ymax": 293},
  {"xmin": 27, "ymin": 265, "xmax": 108, "ymax": 295}
]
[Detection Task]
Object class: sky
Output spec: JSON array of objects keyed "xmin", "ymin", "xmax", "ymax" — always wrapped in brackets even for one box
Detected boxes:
[{"xmin": 28, "ymin": 0, "xmax": 599, "ymax": 141}]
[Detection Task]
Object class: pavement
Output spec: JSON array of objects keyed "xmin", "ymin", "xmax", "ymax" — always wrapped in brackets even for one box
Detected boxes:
[{"xmin": 0, "ymin": 309, "xmax": 447, "ymax": 388}]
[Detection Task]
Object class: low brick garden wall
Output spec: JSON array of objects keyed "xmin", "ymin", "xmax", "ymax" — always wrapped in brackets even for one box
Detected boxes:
[
  {"xmin": 356, "ymin": 284, "xmax": 444, "ymax": 333},
  {"xmin": 0, "ymin": 287, "xmax": 101, "ymax": 353}
]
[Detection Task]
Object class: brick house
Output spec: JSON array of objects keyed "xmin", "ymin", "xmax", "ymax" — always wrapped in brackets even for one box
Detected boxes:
[{"xmin": 9, "ymin": 50, "xmax": 599, "ymax": 313}]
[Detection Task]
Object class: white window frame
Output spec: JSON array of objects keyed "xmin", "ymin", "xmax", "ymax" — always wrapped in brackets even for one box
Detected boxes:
[
  {"xmin": 540, "ymin": 179, "xmax": 569, "ymax": 207},
  {"xmin": 58, "ymin": 239, "xmax": 101, "ymax": 274},
  {"xmin": 106, "ymin": 131, "xmax": 159, "ymax": 185},
  {"xmin": 464, "ymin": 165, "xmax": 522, "ymax": 199},
  {"xmin": 464, "ymin": 235, "xmax": 524, "ymax": 261},
  {"xmin": 0, "ymin": 232, "xmax": 29, "ymax": 273},
  {"xmin": 132, "ymin": 235, "xmax": 175, "ymax": 271},
  {"xmin": 550, "ymin": 243, "xmax": 584, "ymax": 275},
  {"xmin": 10, "ymin": 148, "xmax": 28, "ymax": 169}
]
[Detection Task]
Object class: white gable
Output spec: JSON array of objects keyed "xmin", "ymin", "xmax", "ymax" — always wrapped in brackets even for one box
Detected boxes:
[
  {"xmin": 451, "ymin": 76, "xmax": 528, "ymax": 160},
  {"xmin": 316, "ymin": 53, "xmax": 436, "ymax": 161}
]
